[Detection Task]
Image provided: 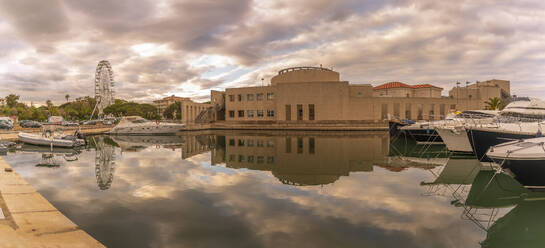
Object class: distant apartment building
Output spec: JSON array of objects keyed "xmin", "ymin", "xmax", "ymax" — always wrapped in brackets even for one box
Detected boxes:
[
  {"xmin": 153, "ymin": 95, "xmax": 211, "ymax": 123},
  {"xmin": 212, "ymin": 66, "xmax": 511, "ymax": 122},
  {"xmin": 153, "ymin": 95, "xmax": 188, "ymax": 116}
]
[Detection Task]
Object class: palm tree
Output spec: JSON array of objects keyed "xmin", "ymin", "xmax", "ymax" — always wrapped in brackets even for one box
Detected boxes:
[
  {"xmin": 65, "ymin": 94, "xmax": 70, "ymax": 102},
  {"xmin": 485, "ymin": 97, "xmax": 502, "ymax": 110}
]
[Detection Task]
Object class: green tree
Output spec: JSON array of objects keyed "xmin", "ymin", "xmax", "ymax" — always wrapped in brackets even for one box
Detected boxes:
[
  {"xmin": 485, "ymin": 97, "xmax": 504, "ymax": 110},
  {"xmin": 65, "ymin": 94, "xmax": 70, "ymax": 102},
  {"xmin": 5, "ymin": 94, "xmax": 19, "ymax": 108},
  {"xmin": 163, "ymin": 102, "xmax": 181, "ymax": 120}
]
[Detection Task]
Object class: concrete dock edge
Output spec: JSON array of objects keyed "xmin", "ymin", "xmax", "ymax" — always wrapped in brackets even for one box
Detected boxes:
[{"xmin": 0, "ymin": 157, "xmax": 104, "ymax": 247}]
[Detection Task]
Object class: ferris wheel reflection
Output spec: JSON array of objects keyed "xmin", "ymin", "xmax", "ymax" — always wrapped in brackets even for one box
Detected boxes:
[{"xmin": 92, "ymin": 136, "xmax": 116, "ymax": 190}]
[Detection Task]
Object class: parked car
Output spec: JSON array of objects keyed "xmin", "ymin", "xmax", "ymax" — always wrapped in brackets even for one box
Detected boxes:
[
  {"xmin": 62, "ymin": 121, "xmax": 79, "ymax": 127},
  {"xmin": 20, "ymin": 120, "xmax": 42, "ymax": 128},
  {"xmin": 48, "ymin": 116, "xmax": 64, "ymax": 124},
  {"xmin": 82, "ymin": 120, "xmax": 101, "ymax": 125},
  {"xmin": 0, "ymin": 120, "xmax": 13, "ymax": 130}
]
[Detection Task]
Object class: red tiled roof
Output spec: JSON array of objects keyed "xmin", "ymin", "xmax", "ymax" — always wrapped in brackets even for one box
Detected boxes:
[{"xmin": 373, "ymin": 82, "xmax": 442, "ymax": 90}]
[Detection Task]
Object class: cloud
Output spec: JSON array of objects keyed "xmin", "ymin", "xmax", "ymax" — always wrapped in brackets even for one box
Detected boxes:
[{"xmin": 0, "ymin": 0, "xmax": 545, "ymax": 102}]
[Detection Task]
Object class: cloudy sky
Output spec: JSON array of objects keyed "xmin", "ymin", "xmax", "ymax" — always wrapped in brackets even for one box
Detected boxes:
[{"xmin": 0, "ymin": 0, "xmax": 544, "ymax": 104}]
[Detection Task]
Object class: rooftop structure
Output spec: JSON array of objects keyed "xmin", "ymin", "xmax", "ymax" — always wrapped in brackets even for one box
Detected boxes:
[{"xmin": 373, "ymin": 82, "xmax": 443, "ymax": 98}]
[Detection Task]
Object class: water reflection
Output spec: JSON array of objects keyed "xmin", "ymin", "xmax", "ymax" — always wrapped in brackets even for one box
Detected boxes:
[
  {"xmin": 91, "ymin": 136, "xmax": 117, "ymax": 190},
  {"xmin": 8, "ymin": 131, "xmax": 545, "ymax": 247}
]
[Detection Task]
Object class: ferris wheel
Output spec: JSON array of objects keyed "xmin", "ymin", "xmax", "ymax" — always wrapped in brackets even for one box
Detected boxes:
[{"xmin": 92, "ymin": 60, "xmax": 115, "ymax": 118}]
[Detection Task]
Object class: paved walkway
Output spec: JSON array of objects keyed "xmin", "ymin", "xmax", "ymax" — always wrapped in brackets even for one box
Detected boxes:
[{"xmin": 0, "ymin": 158, "xmax": 104, "ymax": 247}]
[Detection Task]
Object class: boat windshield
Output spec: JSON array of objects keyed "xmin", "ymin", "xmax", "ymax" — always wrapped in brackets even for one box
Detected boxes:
[
  {"xmin": 457, "ymin": 111, "xmax": 497, "ymax": 119},
  {"xmin": 497, "ymin": 112, "xmax": 545, "ymax": 123}
]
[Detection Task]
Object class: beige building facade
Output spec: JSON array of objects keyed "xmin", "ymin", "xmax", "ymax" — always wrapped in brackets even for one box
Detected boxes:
[
  {"xmin": 152, "ymin": 95, "xmax": 211, "ymax": 123},
  {"xmin": 215, "ymin": 67, "xmax": 511, "ymax": 122}
]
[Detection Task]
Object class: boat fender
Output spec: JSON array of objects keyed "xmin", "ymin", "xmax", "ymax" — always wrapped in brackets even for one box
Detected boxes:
[
  {"xmin": 156, "ymin": 120, "xmax": 160, "ymax": 125},
  {"xmin": 426, "ymin": 127, "xmax": 430, "ymax": 134}
]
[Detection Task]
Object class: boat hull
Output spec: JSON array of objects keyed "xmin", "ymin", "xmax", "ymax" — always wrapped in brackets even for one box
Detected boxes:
[
  {"xmin": 495, "ymin": 158, "xmax": 545, "ymax": 188},
  {"xmin": 404, "ymin": 128, "xmax": 443, "ymax": 143},
  {"xmin": 467, "ymin": 129, "xmax": 537, "ymax": 162},
  {"xmin": 18, "ymin": 133, "xmax": 82, "ymax": 148},
  {"xmin": 109, "ymin": 124, "xmax": 184, "ymax": 135},
  {"xmin": 436, "ymin": 127, "xmax": 472, "ymax": 153}
]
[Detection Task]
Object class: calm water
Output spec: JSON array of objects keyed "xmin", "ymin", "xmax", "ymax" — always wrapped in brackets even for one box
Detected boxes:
[{"xmin": 2, "ymin": 131, "xmax": 540, "ymax": 247}]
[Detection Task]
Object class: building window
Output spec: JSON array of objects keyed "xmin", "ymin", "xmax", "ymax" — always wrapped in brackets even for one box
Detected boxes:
[
  {"xmin": 429, "ymin": 104, "xmax": 435, "ymax": 120},
  {"xmin": 286, "ymin": 137, "xmax": 292, "ymax": 153},
  {"xmin": 238, "ymin": 155, "xmax": 244, "ymax": 162},
  {"xmin": 417, "ymin": 104, "xmax": 423, "ymax": 120},
  {"xmin": 229, "ymin": 139, "xmax": 235, "ymax": 146},
  {"xmin": 406, "ymin": 103, "xmax": 412, "ymax": 120},
  {"xmin": 247, "ymin": 140, "xmax": 254, "ymax": 147},
  {"xmin": 267, "ymin": 156, "xmax": 274, "ymax": 164},
  {"xmin": 247, "ymin": 110, "xmax": 254, "ymax": 117},
  {"xmin": 394, "ymin": 103, "xmax": 400, "ymax": 118},
  {"xmin": 297, "ymin": 137, "xmax": 303, "ymax": 154},
  {"xmin": 238, "ymin": 139, "xmax": 245, "ymax": 146},
  {"xmin": 309, "ymin": 104, "xmax": 315, "ymax": 120},
  {"xmin": 267, "ymin": 110, "xmax": 275, "ymax": 117},
  {"xmin": 267, "ymin": 140, "xmax": 274, "ymax": 147},
  {"xmin": 267, "ymin": 93, "xmax": 274, "ymax": 100},
  {"xmin": 229, "ymin": 95, "xmax": 234, "ymax": 102},
  {"xmin": 257, "ymin": 156, "xmax": 264, "ymax": 164},
  {"xmin": 309, "ymin": 137, "xmax": 315, "ymax": 154},
  {"xmin": 257, "ymin": 93, "xmax": 264, "ymax": 101},
  {"xmin": 257, "ymin": 110, "xmax": 264, "ymax": 117},
  {"xmin": 381, "ymin": 103, "xmax": 388, "ymax": 120},
  {"xmin": 285, "ymin": 105, "xmax": 291, "ymax": 120},
  {"xmin": 450, "ymin": 104, "xmax": 456, "ymax": 110},
  {"xmin": 238, "ymin": 110, "xmax": 244, "ymax": 117},
  {"xmin": 297, "ymin": 104, "xmax": 303, "ymax": 120},
  {"xmin": 247, "ymin": 156, "xmax": 254, "ymax": 163},
  {"xmin": 238, "ymin": 94, "xmax": 242, "ymax": 101},
  {"xmin": 229, "ymin": 154, "xmax": 235, "ymax": 162},
  {"xmin": 247, "ymin": 94, "xmax": 254, "ymax": 101},
  {"xmin": 257, "ymin": 140, "xmax": 264, "ymax": 147},
  {"xmin": 440, "ymin": 104, "xmax": 446, "ymax": 118},
  {"xmin": 358, "ymin": 92, "xmax": 362, "ymax": 97},
  {"xmin": 229, "ymin": 111, "xmax": 235, "ymax": 118}
]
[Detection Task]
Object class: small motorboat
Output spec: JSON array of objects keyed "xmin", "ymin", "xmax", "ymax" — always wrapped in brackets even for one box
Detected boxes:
[
  {"xmin": 487, "ymin": 137, "xmax": 545, "ymax": 188},
  {"xmin": 18, "ymin": 127, "xmax": 85, "ymax": 148},
  {"xmin": 108, "ymin": 116, "xmax": 185, "ymax": 135}
]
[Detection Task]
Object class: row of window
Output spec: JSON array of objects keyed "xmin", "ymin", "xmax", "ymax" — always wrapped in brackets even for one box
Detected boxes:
[
  {"xmin": 229, "ymin": 93, "xmax": 274, "ymax": 102},
  {"xmin": 286, "ymin": 104, "xmax": 315, "ymax": 121},
  {"xmin": 380, "ymin": 103, "xmax": 457, "ymax": 120},
  {"xmin": 228, "ymin": 154, "xmax": 275, "ymax": 164},
  {"xmin": 229, "ymin": 139, "xmax": 275, "ymax": 147},
  {"xmin": 228, "ymin": 110, "xmax": 275, "ymax": 118},
  {"xmin": 226, "ymin": 137, "xmax": 315, "ymax": 154}
]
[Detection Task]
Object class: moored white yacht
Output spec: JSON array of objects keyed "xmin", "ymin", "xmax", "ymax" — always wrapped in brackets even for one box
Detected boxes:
[
  {"xmin": 435, "ymin": 110, "xmax": 500, "ymax": 153},
  {"xmin": 108, "ymin": 116, "xmax": 185, "ymax": 135},
  {"xmin": 467, "ymin": 97, "xmax": 545, "ymax": 161},
  {"xmin": 400, "ymin": 110, "xmax": 498, "ymax": 144}
]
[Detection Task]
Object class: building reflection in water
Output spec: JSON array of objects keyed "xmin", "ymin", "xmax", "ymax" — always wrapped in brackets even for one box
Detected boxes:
[
  {"xmin": 169, "ymin": 131, "xmax": 393, "ymax": 186},
  {"xmin": 92, "ymin": 131, "xmax": 443, "ymax": 189}
]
